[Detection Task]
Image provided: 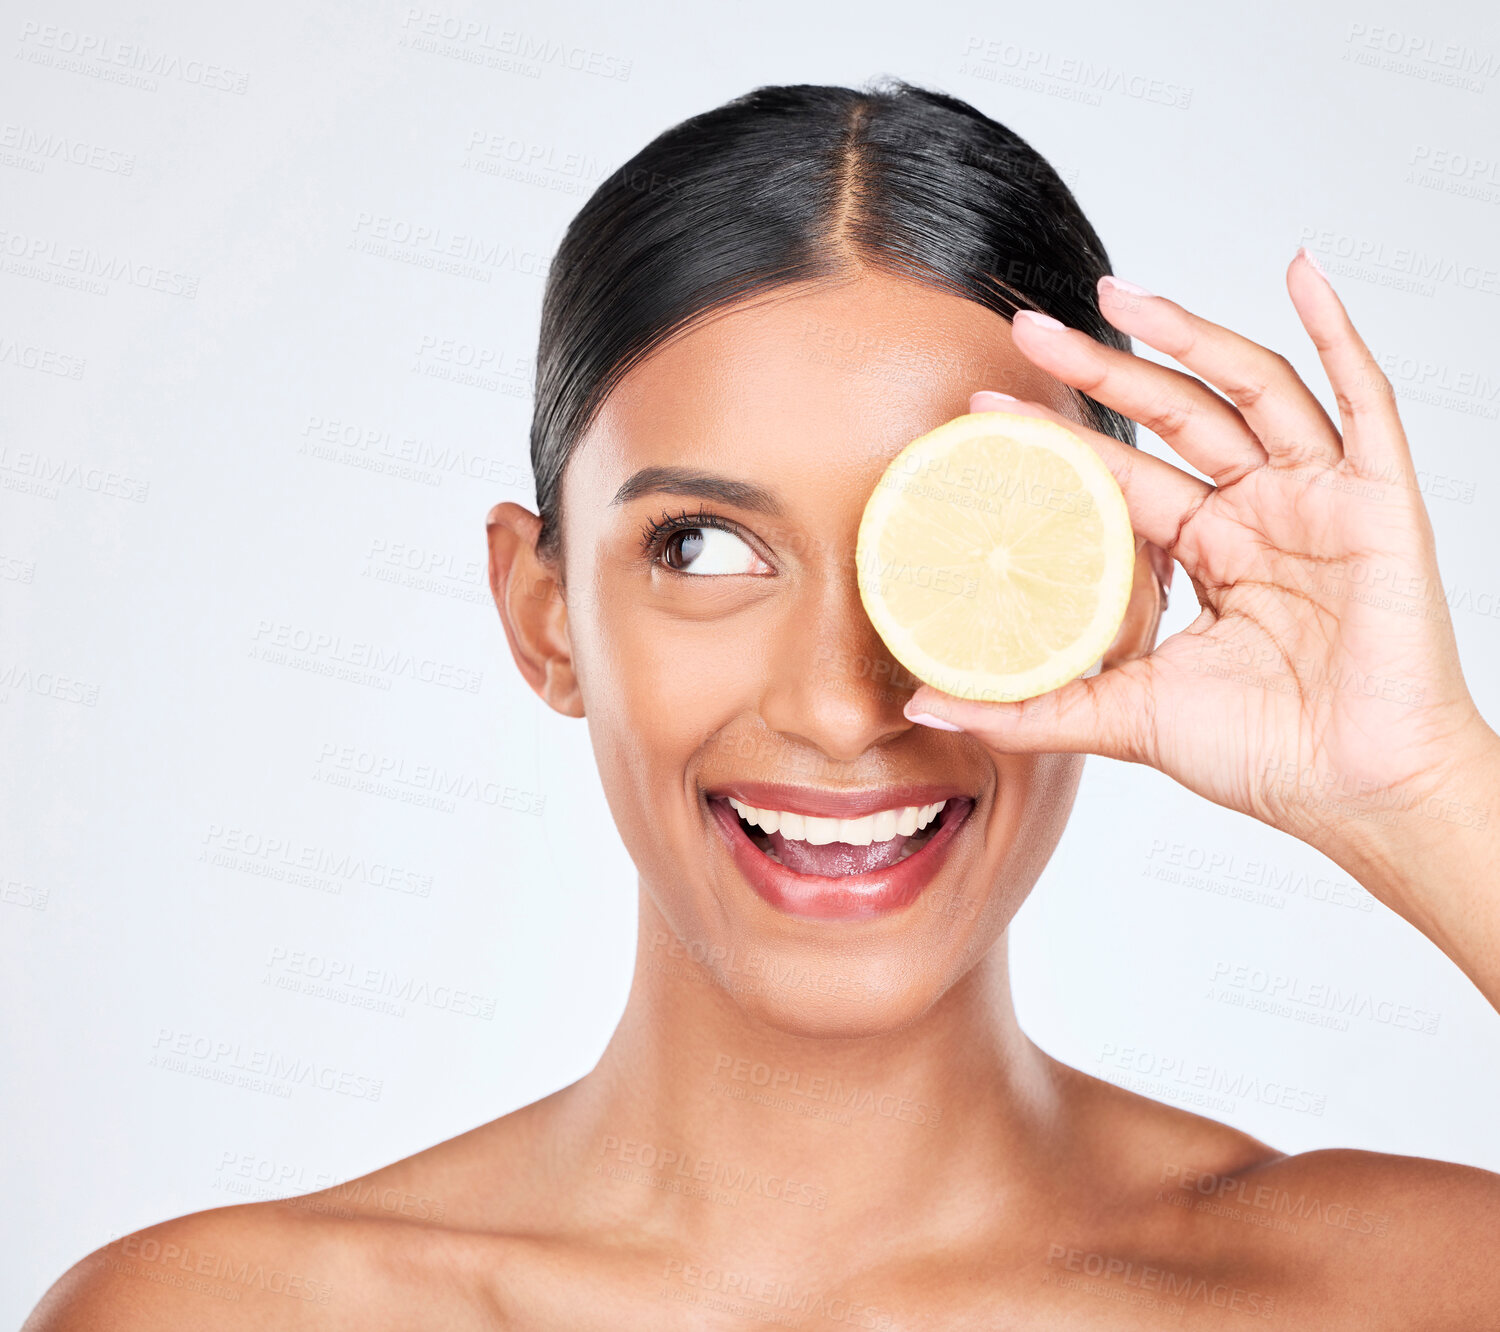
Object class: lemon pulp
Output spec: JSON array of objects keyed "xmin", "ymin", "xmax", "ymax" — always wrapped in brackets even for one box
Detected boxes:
[{"xmin": 855, "ymin": 411, "xmax": 1135, "ymax": 704}]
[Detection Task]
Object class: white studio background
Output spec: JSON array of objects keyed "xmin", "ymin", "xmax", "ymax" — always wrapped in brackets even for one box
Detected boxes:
[{"xmin": 4, "ymin": 0, "xmax": 1499, "ymax": 1318}]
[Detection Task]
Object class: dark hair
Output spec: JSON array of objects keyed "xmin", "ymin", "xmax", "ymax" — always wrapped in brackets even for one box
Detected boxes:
[{"xmin": 530, "ymin": 77, "xmax": 1135, "ymax": 567}]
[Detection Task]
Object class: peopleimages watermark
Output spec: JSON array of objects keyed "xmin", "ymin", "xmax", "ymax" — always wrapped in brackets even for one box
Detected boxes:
[
  {"xmin": 1096, "ymin": 1044, "xmax": 1328, "ymax": 1118},
  {"xmin": 15, "ymin": 22, "xmax": 250, "ymax": 94},
  {"xmin": 0, "ymin": 661, "xmax": 100, "ymax": 707},
  {"xmin": 212, "ymin": 1151, "xmax": 446, "ymax": 1222},
  {"xmin": 0, "ymin": 225, "xmax": 199, "ymax": 297},
  {"xmin": 104, "ymin": 1235, "xmax": 330, "ymax": 1304},
  {"xmin": 311, "ymin": 741, "xmax": 546, "ymax": 815},
  {"xmin": 0, "ymin": 445, "xmax": 149, "ymax": 502},
  {"xmin": 1341, "ymin": 22, "xmax": 1496, "ymax": 93},
  {"xmin": 263, "ymin": 946, "xmax": 497, "ymax": 1020},
  {"xmin": 249, "ymin": 620, "xmax": 483, "ymax": 694},
  {"xmin": 1158, "ymin": 1164, "xmax": 1390, "ymax": 1238},
  {"xmin": 1, "ymin": 874, "xmax": 49, "ymax": 911},
  {"xmin": 348, "ymin": 210, "xmax": 545, "ymax": 283},
  {"xmin": 0, "ymin": 553, "xmax": 35, "ymax": 584},
  {"xmin": 661, "ymin": 1258, "xmax": 894, "ymax": 1328},
  {"xmin": 1297, "ymin": 226, "xmax": 1499, "ymax": 298},
  {"xmin": 1043, "ymin": 1243, "xmax": 1274, "ymax": 1318},
  {"xmin": 0, "ymin": 120, "xmax": 135, "ymax": 175},
  {"xmin": 148, "ymin": 1028, "xmax": 384, "ymax": 1101},
  {"xmin": 0, "ymin": 333, "xmax": 85, "ymax": 378},
  {"xmin": 1404, "ymin": 144, "xmax": 1500, "ymax": 209},
  {"xmin": 857, "ymin": 550, "xmax": 978, "ymax": 601},
  {"xmin": 362, "ymin": 538, "xmax": 487, "ymax": 606},
  {"xmin": 957, "ymin": 37, "xmax": 1193, "ymax": 110},
  {"xmin": 870, "ymin": 445, "xmax": 1095, "ymax": 517},
  {"xmin": 1259, "ymin": 752, "xmax": 1490, "ymax": 833},
  {"xmin": 461, "ymin": 129, "xmax": 608, "ymax": 198},
  {"xmin": 709, "ymin": 1053, "xmax": 943, "ymax": 1128},
  {"xmin": 597, "ymin": 1135, "xmax": 828, "ymax": 1210},
  {"xmin": 1207, "ymin": 960, "xmax": 1440, "ymax": 1035},
  {"xmin": 645, "ymin": 930, "xmax": 890, "ymax": 1003},
  {"xmin": 397, "ymin": 8, "xmax": 632, "ymax": 81},
  {"xmin": 1142, "ymin": 837, "xmax": 1375, "ymax": 913},
  {"xmin": 299, "ymin": 412, "xmax": 527, "ymax": 486},
  {"xmin": 200, "ymin": 823, "xmax": 435, "ymax": 898}
]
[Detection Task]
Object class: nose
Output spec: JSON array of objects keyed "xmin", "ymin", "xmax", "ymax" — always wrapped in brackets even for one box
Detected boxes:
[{"xmin": 756, "ymin": 555, "xmax": 918, "ymax": 764}]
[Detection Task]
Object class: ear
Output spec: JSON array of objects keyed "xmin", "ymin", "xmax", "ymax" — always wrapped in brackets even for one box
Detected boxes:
[
  {"xmin": 485, "ymin": 502, "xmax": 585, "ymax": 718},
  {"xmin": 1101, "ymin": 535, "xmax": 1173, "ymax": 669}
]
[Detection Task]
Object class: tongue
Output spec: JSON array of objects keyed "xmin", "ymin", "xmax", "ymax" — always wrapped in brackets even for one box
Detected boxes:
[{"xmin": 768, "ymin": 830, "xmax": 917, "ymax": 877}]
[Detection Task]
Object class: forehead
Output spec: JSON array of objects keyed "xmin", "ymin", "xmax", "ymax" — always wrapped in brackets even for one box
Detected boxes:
[{"xmin": 566, "ymin": 269, "xmax": 1076, "ymax": 529}]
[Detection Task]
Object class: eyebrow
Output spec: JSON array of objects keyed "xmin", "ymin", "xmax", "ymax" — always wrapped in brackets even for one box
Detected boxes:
[{"xmin": 610, "ymin": 466, "xmax": 786, "ymax": 517}]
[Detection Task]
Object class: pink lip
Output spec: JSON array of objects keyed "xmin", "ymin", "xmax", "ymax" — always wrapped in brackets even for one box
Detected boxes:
[{"xmin": 706, "ymin": 793, "xmax": 976, "ymax": 921}]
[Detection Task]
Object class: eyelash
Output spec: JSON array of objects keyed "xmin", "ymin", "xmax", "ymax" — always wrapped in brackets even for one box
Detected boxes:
[{"xmin": 637, "ymin": 506, "xmax": 758, "ymax": 570}]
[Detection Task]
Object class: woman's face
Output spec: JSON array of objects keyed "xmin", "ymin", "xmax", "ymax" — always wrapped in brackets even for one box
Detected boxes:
[{"xmin": 496, "ymin": 269, "xmax": 1163, "ymax": 1038}]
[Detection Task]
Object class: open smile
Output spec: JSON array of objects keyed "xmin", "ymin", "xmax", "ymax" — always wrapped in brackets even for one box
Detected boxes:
[{"xmin": 704, "ymin": 782, "xmax": 976, "ymax": 921}]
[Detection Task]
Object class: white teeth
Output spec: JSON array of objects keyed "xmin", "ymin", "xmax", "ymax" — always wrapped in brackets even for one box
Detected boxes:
[{"xmin": 726, "ymin": 796, "xmax": 948, "ymax": 847}]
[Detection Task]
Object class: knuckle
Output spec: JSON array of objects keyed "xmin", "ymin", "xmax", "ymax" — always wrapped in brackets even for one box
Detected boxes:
[
  {"xmin": 1145, "ymin": 392, "xmax": 1196, "ymax": 438},
  {"xmin": 1230, "ymin": 375, "xmax": 1275, "ymax": 412},
  {"xmin": 1229, "ymin": 351, "xmax": 1291, "ymax": 412}
]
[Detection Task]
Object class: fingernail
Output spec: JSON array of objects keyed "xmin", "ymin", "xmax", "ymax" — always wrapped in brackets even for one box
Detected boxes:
[
  {"xmin": 1296, "ymin": 245, "xmax": 1331, "ymax": 283},
  {"xmin": 1013, "ymin": 309, "xmax": 1067, "ymax": 333},
  {"xmin": 973, "ymin": 391, "xmax": 1017, "ymax": 404},
  {"xmin": 906, "ymin": 710, "xmax": 965, "ymax": 732},
  {"xmin": 1099, "ymin": 275, "xmax": 1154, "ymax": 298}
]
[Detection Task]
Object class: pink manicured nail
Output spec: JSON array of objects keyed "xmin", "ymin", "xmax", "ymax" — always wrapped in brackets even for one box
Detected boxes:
[
  {"xmin": 1297, "ymin": 245, "xmax": 1331, "ymax": 282},
  {"xmin": 973, "ymin": 391, "xmax": 1017, "ymax": 403},
  {"xmin": 906, "ymin": 711, "xmax": 964, "ymax": 732},
  {"xmin": 1100, "ymin": 275, "xmax": 1154, "ymax": 298},
  {"xmin": 1013, "ymin": 309, "xmax": 1066, "ymax": 333}
]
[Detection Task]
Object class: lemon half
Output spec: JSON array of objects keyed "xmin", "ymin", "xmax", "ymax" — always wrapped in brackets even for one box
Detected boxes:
[{"xmin": 856, "ymin": 411, "xmax": 1136, "ymax": 704}]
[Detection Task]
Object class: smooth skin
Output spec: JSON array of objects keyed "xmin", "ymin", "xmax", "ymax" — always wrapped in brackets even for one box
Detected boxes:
[{"xmin": 26, "ymin": 255, "xmax": 1500, "ymax": 1329}]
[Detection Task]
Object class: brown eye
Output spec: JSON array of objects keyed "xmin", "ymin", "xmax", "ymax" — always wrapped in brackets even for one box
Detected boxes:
[
  {"xmin": 663, "ymin": 528, "xmax": 705, "ymax": 570},
  {"xmin": 657, "ymin": 525, "xmax": 767, "ymax": 575}
]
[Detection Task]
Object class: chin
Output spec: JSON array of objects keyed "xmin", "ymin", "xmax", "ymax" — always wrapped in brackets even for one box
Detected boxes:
[
  {"xmin": 641, "ymin": 885, "xmax": 1007, "ymax": 1041},
  {"xmin": 722, "ymin": 976, "xmax": 955, "ymax": 1041}
]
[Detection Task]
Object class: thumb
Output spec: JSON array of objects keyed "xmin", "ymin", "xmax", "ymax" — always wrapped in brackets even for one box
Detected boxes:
[{"xmin": 902, "ymin": 668, "xmax": 1144, "ymax": 762}]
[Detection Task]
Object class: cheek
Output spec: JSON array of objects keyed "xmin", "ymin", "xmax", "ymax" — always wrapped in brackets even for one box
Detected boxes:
[
  {"xmin": 574, "ymin": 590, "xmax": 765, "ymax": 867},
  {"xmin": 587, "ymin": 590, "xmax": 766, "ymax": 750},
  {"xmin": 1000, "ymin": 752, "xmax": 1085, "ymax": 893},
  {"xmin": 576, "ymin": 594, "xmax": 774, "ymax": 943}
]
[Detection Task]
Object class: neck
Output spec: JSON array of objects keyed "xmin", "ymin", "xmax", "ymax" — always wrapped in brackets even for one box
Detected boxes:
[{"xmin": 553, "ymin": 891, "xmax": 1067, "ymax": 1264}]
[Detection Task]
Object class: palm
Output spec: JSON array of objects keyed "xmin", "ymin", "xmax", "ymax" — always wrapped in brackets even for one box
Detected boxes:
[
  {"xmin": 908, "ymin": 257, "xmax": 1489, "ymax": 853},
  {"xmin": 1109, "ymin": 461, "xmax": 1466, "ymax": 841}
]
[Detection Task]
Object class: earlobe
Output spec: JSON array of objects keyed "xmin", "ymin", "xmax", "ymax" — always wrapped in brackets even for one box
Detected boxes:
[{"xmin": 485, "ymin": 502, "xmax": 585, "ymax": 718}]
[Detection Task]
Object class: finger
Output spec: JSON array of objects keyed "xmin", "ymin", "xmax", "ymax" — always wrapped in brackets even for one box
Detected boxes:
[
  {"xmin": 903, "ymin": 666, "xmax": 1149, "ymax": 763},
  {"xmin": 1008, "ymin": 308, "xmax": 1268, "ymax": 486},
  {"xmin": 1286, "ymin": 248, "xmax": 1413, "ymax": 480},
  {"xmin": 1093, "ymin": 274, "xmax": 1344, "ymax": 470},
  {"xmin": 968, "ymin": 391, "xmax": 1213, "ymax": 566}
]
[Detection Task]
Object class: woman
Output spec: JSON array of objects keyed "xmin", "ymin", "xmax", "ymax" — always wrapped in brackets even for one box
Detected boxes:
[{"xmin": 27, "ymin": 77, "xmax": 1500, "ymax": 1329}]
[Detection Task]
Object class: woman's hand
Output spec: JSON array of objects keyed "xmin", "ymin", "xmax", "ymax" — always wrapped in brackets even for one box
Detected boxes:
[{"xmin": 903, "ymin": 250, "xmax": 1500, "ymax": 932}]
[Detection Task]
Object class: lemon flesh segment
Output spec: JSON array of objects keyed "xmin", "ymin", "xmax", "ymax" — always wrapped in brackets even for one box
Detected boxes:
[{"xmin": 855, "ymin": 411, "xmax": 1136, "ymax": 704}]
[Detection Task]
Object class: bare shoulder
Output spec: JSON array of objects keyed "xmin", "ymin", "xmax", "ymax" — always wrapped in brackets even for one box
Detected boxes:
[
  {"xmin": 21, "ymin": 1198, "xmax": 387, "ymax": 1331},
  {"xmin": 23, "ymin": 1090, "xmax": 575, "ymax": 1331},
  {"xmin": 304, "ymin": 1081, "xmax": 577, "ymax": 1233},
  {"xmin": 1238, "ymin": 1147, "xmax": 1500, "ymax": 1283},
  {"xmin": 1154, "ymin": 1146, "xmax": 1500, "ymax": 1327},
  {"xmin": 1056, "ymin": 1058, "xmax": 1500, "ymax": 1326}
]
